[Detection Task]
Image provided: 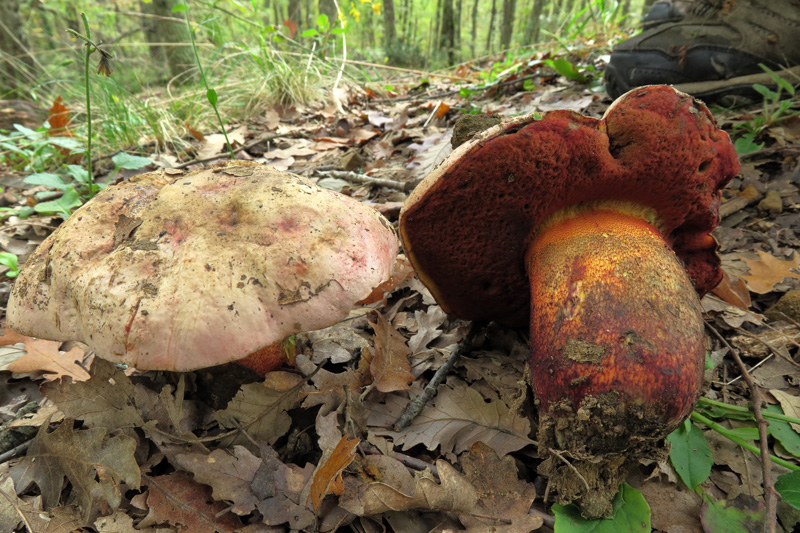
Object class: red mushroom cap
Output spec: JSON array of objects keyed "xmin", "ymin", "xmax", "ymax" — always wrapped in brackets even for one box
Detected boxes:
[{"xmin": 399, "ymin": 86, "xmax": 739, "ymax": 327}]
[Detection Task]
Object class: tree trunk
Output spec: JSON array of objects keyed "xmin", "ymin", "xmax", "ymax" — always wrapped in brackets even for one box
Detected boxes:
[
  {"xmin": 439, "ymin": 0, "xmax": 456, "ymax": 64},
  {"xmin": 288, "ymin": 0, "xmax": 302, "ymax": 24},
  {"xmin": 470, "ymin": 0, "xmax": 479, "ymax": 58},
  {"xmin": 0, "ymin": 0, "xmax": 37, "ymax": 96},
  {"xmin": 525, "ymin": 0, "xmax": 545, "ymax": 44},
  {"xmin": 454, "ymin": 0, "xmax": 462, "ymax": 61},
  {"xmin": 500, "ymin": 0, "xmax": 516, "ymax": 50},
  {"xmin": 140, "ymin": 0, "xmax": 195, "ymax": 83},
  {"xmin": 486, "ymin": 0, "xmax": 497, "ymax": 53},
  {"xmin": 383, "ymin": 0, "xmax": 397, "ymax": 56}
]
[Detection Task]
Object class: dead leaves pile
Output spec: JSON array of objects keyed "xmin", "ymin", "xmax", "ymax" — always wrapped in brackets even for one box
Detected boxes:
[{"xmin": 0, "ymin": 283, "xmax": 543, "ymax": 532}]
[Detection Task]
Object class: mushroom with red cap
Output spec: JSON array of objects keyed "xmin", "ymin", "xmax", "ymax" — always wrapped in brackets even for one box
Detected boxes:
[
  {"xmin": 399, "ymin": 86, "xmax": 739, "ymax": 517},
  {"xmin": 7, "ymin": 161, "xmax": 398, "ymax": 374}
]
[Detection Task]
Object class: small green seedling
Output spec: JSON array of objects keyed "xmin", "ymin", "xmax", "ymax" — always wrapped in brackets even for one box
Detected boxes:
[{"xmin": 0, "ymin": 252, "xmax": 20, "ymax": 278}]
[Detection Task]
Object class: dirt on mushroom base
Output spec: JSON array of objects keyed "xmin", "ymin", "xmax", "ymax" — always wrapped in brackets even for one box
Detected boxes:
[{"xmin": 537, "ymin": 391, "xmax": 671, "ymax": 518}]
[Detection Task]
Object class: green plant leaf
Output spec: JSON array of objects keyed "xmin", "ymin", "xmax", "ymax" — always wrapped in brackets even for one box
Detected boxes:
[
  {"xmin": 24, "ymin": 172, "xmax": 70, "ymax": 190},
  {"xmin": 700, "ymin": 496, "xmax": 764, "ymax": 531},
  {"xmin": 34, "ymin": 187, "xmax": 82, "ymax": 219},
  {"xmin": 64, "ymin": 164, "xmax": 89, "ymax": 184},
  {"xmin": 316, "ymin": 14, "xmax": 329, "ymax": 29},
  {"xmin": 552, "ymin": 484, "xmax": 650, "ymax": 532},
  {"xmin": 753, "ymin": 83, "xmax": 778, "ymax": 101},
  {"xmin": 301, "ymin": 28, "xmax": 319, "ymax": 38},
  {"xmin": 734, "ymin": 133, "xmax": 764, "ymax": 155},
  {"xmin": 775, "ymin": 470, "xmax": 800, "ymax": 509},
  {"xmin": 206, "ymin": 88, "xmax": 218, "ymax": 106},
  {"xmin": 766, "ymin": 404, "xmax": 800, "ymax": 457},
  {"xmin": 112, "ymin": 153, "xmax": 153, "ymax": 170},
  {"xmin": 667, "ymin": 419, "xmax": 713, "ymax": 490},
  {"xmin": 543, "ymin": 58, "xmax": 589, "ymax": 83},
  {"xmin": 171, "ymin": 3, "xmax": 186, "ymax": 13},
  {"xmin": 0, "ymin": 252, "xmax": 19, "ymax": 277}
]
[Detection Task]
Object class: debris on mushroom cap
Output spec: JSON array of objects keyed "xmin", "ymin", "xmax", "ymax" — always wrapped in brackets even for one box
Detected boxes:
[
  {"xmin": 399, "ymin": 85, "xmax": 739, "ymax": 327},
  {"xmin": 7, "ymin": 161, "xmax": 398, "ymax": 372}
]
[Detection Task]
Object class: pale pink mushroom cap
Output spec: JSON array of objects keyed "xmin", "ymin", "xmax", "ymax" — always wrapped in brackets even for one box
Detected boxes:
[{"xmin": 8, "ymin": 161, "xmax": 397, "ymax": 371}]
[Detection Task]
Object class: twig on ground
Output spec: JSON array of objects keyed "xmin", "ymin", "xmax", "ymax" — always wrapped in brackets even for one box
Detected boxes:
[
  {"xmin": 706, "ymin": 321, "xmax": 777, "ymax": 533},
  {"xmin": 0, "ymin": 440, "xmax": 31, "ymax": 464},
  {"xmin": 548, "ymin": 448, "xmax": 591, "ymax": 493},
  {"xmin": 173, "ymin": 132, "xmax": 307, "ymax": 169},
  {"xmin": 394, "ymin": 322, "xmax": 482, "ymax": 431},
  {"xmin": 313, "ymin": 169, "xmax": 415, "ymax": 192}
]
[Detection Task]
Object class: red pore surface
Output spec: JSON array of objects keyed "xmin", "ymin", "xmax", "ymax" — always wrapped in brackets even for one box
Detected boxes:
[{"xmin": 399, "ymin": 86, "xmax": 739, "ymax": 327}]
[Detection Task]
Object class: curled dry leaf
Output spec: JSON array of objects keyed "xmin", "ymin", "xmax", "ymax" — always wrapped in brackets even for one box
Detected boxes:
[
  {"xmin": 253, "ymin": 444, "xmax": 316, "ymax": 530},
  {"xmin": 309, "ymin": 435, "xmax": 360, "ymax": 514},
  {"xmin": 366, "ymin": 311, "xmax": 414, "ymax": 393}
]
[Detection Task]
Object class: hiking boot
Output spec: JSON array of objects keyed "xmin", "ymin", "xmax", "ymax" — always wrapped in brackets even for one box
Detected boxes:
[
  {"xmin": 605, "ymin": 0, "xmax": 800, "ymax": 103},
  {"xmin": 642, "ymin": 1, "xmax": 691, "ymax": 29}
]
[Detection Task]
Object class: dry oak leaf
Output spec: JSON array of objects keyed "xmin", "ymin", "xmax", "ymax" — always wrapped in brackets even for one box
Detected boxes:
[
  {"xmin": 41, "ymin": 358, "xmax": 143, "ymax": 431},
  {"xmin": 739, "ymin": 250, "xmax": 800, "ymax": 294},
  {"xmin": 459, "ymin": 441, "xmax": 543, "ymax": 532},
  {"xmin": 252, "ymin": 444, "xmax": 316, "ymax": 530},
  {"xmin": 340, "ymin": 454, "xmax": 478, "ymax": 516},
  {"xmin": 309, "ymin": 435, "xmax": 360, "ymax": 514},
  {"xmin": 0, "ymin": 464, "xmax": 48, "ymax": 533},
  {"xmin": 367, "ymin": 311, "xmax": 414, "ymax": 393},
  {"xmin": 174, "ymin": 445, "xmax": 261, "ymax": 516},
  {"xmin": 6, "ymin": 337, "xmax": 89, "ymax": 382},
  {"xmin": 368, "ymin": 383, "xmax": 535, "ymax": 456},
  {"xmin": 10, "ymin": 418, "xmax": 140, "ymax": 523},
  {"xmin": 214, "ymin": 371, "xmax": 303, "ymax": 448},
  {"xmin": 138, "ymin": 472, "xmax": 243, "ymax": 531}
]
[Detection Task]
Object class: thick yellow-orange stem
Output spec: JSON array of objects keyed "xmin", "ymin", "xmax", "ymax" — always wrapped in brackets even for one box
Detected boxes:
[{"xmin": 526, "ymin": 205, "xmax": 706, "ymax": 517}]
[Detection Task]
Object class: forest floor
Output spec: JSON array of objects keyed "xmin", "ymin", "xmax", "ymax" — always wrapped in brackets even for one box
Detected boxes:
[{"xmin": 0, "ymin": 51, "xmax": 799, "ymax": 532}]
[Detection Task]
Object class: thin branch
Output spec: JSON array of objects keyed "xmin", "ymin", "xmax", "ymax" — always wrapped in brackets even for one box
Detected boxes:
[
  {"xmin": 394, "ymin": 322, "xmax": 481, "ymax": 431},
  {"xmin": 313, "ymin": 169, "xmax": 416, "ymax": 192},
  {"xmin": 706, "ymin": 322, "xmax": 778, "ymax": 533}
]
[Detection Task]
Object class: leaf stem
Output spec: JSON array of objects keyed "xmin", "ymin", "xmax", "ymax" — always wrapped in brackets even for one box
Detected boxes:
[{"xmin": 698, "ymin": 397, "xmax": 800, "ymax": 425}]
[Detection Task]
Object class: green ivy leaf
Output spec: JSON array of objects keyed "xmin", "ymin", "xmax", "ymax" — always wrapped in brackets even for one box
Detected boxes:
[
  {"xmin": 775, "ymin": 470, "xmax": 800, "ymax": 509},
  {"xmin": 112, "ymin": 153, "xmax": 153, "ymax": 170},
  {"xmin": 734, "ymin": 133, "xmax": 764, "ymax": 155},
  {"xmin": 667, "ymin": 419, "xmax": 713, "ymax": 490},
  {"xmin": 543, "ymin": 58, "xmax": 588, "ymax": 83},
  {"xmin": 552, "ymin": 484, "xmax": 650, "ymax": 532}
]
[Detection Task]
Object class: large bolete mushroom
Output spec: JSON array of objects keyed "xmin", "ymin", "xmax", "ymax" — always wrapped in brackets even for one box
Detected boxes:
[
  {"xmin": 399, "ymin": 86, "xmax": 739, "ymax": 517},
  {"xmin": 8, "ymin": 161, "xmax": 397, "ymax": 373}
]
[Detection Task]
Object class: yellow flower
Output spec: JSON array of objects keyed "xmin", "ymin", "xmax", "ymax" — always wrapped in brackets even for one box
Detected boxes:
[
  {"xmin": 349, "ymin": 4, "xmax": 361, "ymax": 21},
  {"xmin": 372, "ymin": 2, "xmax": 381, "ymax": 14}
]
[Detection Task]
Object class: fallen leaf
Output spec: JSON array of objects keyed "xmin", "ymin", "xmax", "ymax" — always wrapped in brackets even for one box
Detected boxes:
[
  {"xmin": 138, "ymin": 472, "xmax": 243, "ymax": 531},
  {"xmin": 41, "ymin": 358, "xmax": 143, "ymax": 430},
  {"xmin": 94, "ymin": 510, "xmax": 157, "ymax": 532},
  {"xmin": 309, "ymin": 435, "xmax": 360, "ymax": 514},
  {"xmin": 7, "ymin": 338, "xmax": 89, "ymax": 382},
  {"xmin": 10, "ymin": 418, "xmax": 140, "ymax": 523},
  {"xmin": 770, "ymin": 389, "xmax": 800, "ymax": 433},
  {"xmin": 407, "ymin": 306, "xmax": 447, "ymax": 354},
  {"xmin": 739, "ymin": 251, "xmax": 800, "ymax": 294},
  {"xmin": 0, "ymin": 464, "xmax": 48, "ymax": 533},
  {"xmin": 47, "ymin": 96, "xmax": 73, "ymax": 137},
  {"xmin": 252, "ymin": 444, "xmax": 316, "ymax": 530},
  {"xmin": 367, "ymin": 311, "xmax": 414, "ymax": 393},
  {"xmin": 341, "ymin": 455, "xmax": 478, "ymax": 516},
  {"xmin": 711, "ymin": 269, "xmax": 752, "ymax": 309},
  {"xmin": 368, "ymin": 382, "xmax": 535, "ymax": 456},
  {"xmin": 174, "ymin": 445, "xmax": 261, "ymax": 515},
  {"xmin": 459, "ymin": 441, "xmax": 543, "ymax": 532},
  {"xmin": 214, "ymin": 371, "xmax": 303, "ymax": 448}
]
